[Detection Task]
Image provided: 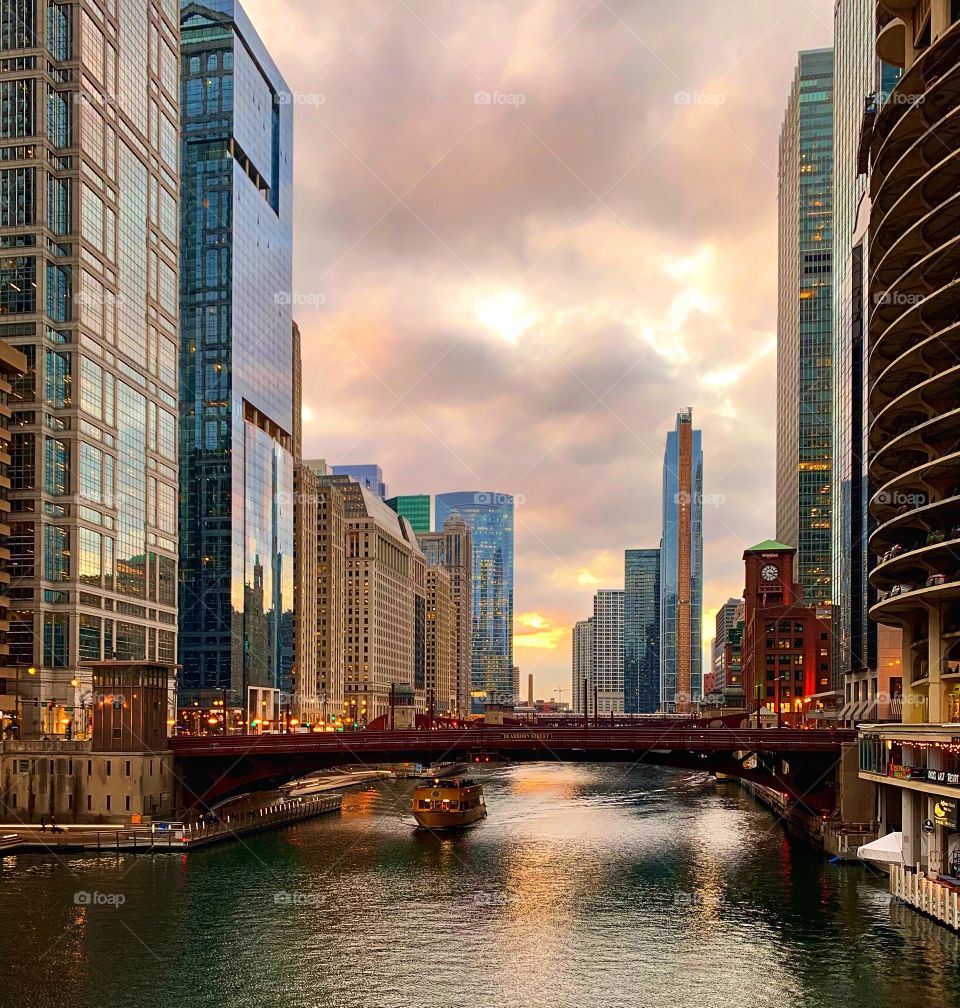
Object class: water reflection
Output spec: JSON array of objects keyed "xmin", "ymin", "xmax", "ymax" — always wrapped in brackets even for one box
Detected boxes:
[{"xmin": 0, "ymin": 763, "xmax": 958, "ymax": 1008}]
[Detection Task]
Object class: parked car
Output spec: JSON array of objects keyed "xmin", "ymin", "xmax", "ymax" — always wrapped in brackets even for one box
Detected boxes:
[{"xmin": 927, "ymin": 573, "xmax": 947, "ymax": 587}]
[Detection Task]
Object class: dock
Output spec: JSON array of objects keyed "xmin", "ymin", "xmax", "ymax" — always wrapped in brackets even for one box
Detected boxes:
[{"xmin": 0, "ymin": 793, "xmax": 343, "ymax": 854}]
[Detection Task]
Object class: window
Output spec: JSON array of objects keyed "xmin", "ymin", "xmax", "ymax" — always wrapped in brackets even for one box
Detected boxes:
[{"xmin": 0, "ymin": 255, "xmax": 36, "ymax": 313}]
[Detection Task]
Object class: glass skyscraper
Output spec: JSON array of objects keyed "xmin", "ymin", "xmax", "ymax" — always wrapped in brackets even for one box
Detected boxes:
[
  {"xmin": 624, "ymin": 548, "xmax": 660, "ymax": 713},
  {"xmin": 435, "ymin": 492, "xmax": 514, "ymax": 710},
  {"xmin": 178, "ymin": 0, "xmax": 295, "ymax": 712},
  {"xmin": 776, "ymin": 48, "xmax": 834, "ymax": 608},
  {"xmin": 660, "ymin": 410, "xmax": 703, "ymax": 711},
  {"xmin": 386, "ymin": 494, "xmax": 431, "ymax": 533},
  {"xmin": 0, "ymin": 0, "xmax": 181, "ymax": 736},
  {"xmin": 332, "ymin": 464, "xmax": 387, "ymax": 499}
]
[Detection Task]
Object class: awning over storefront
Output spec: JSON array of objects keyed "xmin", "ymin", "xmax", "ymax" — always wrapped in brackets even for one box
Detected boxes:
[{"xmin": 858, "ymin": 831, "xmax": 904, "ymax": 865}]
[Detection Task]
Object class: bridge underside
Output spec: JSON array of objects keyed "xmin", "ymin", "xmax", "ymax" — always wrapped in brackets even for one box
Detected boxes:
[{"xmin": 173, "ymin": 743, "xmax": 842, "ymax": 814}]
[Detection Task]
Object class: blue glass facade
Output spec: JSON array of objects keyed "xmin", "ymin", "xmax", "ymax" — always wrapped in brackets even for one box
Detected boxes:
[
  {"xmin": 332, "ymin": 464, "xmax": 387, "ymax": 499},
  {"xmin": 624, "ymin": 549, "xmax": 660, "ymax": 713},
  {"xmin": 435, "ymin": 492, "xmax": 514, "ymax": 710},
  {"xmin": 178, "ymin": 0, "xmax": 295, "ymax": 705},
  {"xmin": 660, "ymin": 412, "xmax": 703, "ymax": 709}
]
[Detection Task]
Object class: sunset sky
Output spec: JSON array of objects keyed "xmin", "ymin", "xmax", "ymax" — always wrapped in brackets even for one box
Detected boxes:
[{"xmin": 245, "ymin": 0, "xmax": 836, "ymax": 699}]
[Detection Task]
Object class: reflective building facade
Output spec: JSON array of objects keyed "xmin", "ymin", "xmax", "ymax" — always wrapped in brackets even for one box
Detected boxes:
[
  {"xmin": 386, "ymin": 494, "xmax": 430, "ymax": 533},
  {"xmin": 660, "ymin": 410, "xmax": 703, "ymax": 710},
  {"xmin": 776, "ymin": 48, "xmax": 834, "ymax": 607},
  {"xmin": 0, "ymin": 0, "xmax": 181, "ymax": 737},
  {"xmin": 178, "ymin": 0, "xmax": 295, "ymax": 710},
  {"xmin": 624, "ymin": 548, "xmax": 660, "ymax": 713},
  {"xmin": 332, "ymin": 464, "xmax": 387, "ymax": 499},
  {"xmin": 435, "ymin": 492, "xmax": 514, "ymax": 709}
]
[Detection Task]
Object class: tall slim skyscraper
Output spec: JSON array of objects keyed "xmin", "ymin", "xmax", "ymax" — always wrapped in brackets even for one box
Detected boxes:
[
  {"xmin": 435, "ymin": 492, "xmax": 514, "ymax": 709},
  {"xmin": 571, "ymin": 617, "xmax": 593, "ymax": 715},
  {"xmin": 418, "ymin": 515, "xmax": 473, "ymax": 716},
  {"xmin": 387, "ymin": 494, "xmax": 431, "ymax": 533},
  {"xmin": 660, "ymin": 409, "xmax": 703, "ymax": 711},
  {"xmin": 332, "ymin": 464, "xmax": 387, "ymax": 499},
  {"xmin": 624, "ymin": 549, "xmax": 660, "ymax": 713},
  {"xmin": 178, "ymin": 0, "xmax": 294, "ymax": 717},
  {"xmin": 592, "ymin": 589, "xmax": 625, "ymax": 714},
  {"xmin": 776, "ymin": 48, "xmax": 834, "ymax": 608},
  {"xmin": 1, "ymin": 0, "xmax": 181, "ymax": 737}
]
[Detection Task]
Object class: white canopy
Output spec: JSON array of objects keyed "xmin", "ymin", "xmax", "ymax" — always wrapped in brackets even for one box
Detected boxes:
[{"xmin": 857, "ymin": 831, "xmax": 904, "ymax": 865}]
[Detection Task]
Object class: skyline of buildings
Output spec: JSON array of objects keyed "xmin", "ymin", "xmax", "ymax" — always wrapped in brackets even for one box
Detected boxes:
[
  {"xmin": 775, "ymin": 47, "xmax": 835, "ymax": 610},
  {"xmin": 0, "ymin": 0, "xmax": 951, "ymax": 736}
]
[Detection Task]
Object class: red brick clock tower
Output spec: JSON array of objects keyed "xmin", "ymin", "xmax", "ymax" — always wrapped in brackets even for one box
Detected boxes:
[{"xmin": 740, "ymin": 540, "xmax": 830, "ymax": 726}]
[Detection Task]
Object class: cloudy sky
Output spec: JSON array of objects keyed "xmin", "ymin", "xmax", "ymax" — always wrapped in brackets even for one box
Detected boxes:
[{"xmin": 245, "ymin": 0, "xmax": 835, "ymax": 698}]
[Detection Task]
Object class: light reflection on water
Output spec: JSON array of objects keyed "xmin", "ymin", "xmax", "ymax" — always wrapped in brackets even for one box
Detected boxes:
[{"xmin": 0, "ymin": 763, "xmax": 958, "ymax": 1008}]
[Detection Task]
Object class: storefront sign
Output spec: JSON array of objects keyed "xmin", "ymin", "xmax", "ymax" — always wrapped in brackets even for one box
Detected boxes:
[
  {"xmin": 934, "ymin": 798, "xmax": 958, "ymax": 829},
  {"xmin": 926, "ymin": 769, "xmax": 960, "ymax": 786}
]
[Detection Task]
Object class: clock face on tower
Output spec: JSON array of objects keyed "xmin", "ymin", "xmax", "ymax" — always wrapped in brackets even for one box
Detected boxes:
[{"xmin": 760, "ymin": 564, "xmax": 779, "ymax": 582}]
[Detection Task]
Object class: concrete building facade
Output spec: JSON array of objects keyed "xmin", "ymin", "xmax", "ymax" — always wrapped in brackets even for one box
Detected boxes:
[
  {"xmin": 571, "ymin": 617, "xmax": 593, "ymax": 715},
  {"xmin": 418, "ymin": 515, "xmax": 473, "ymax": 717},
  {"xmin": 858, "ymin": 2, "xmax": 960, "ymax": 894}
]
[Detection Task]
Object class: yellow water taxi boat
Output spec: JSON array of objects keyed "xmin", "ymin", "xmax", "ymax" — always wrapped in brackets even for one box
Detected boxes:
[{"xmin": 411, "ymin": 777, "xmax": 486, "ymax": 829}]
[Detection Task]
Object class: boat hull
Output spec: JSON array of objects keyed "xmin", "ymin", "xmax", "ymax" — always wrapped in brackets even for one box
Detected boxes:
[{"xmin": 412, "ymin": 806, "xmax": 486, "ymax": 830}]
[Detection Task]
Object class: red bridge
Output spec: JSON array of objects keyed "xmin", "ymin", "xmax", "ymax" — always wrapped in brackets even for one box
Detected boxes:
[{"xmin": 169, "ymin": 725, "xmax": 857, "ymax": 812}]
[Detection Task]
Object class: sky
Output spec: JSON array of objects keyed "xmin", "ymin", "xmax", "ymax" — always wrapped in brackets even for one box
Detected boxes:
[{"xmin": 244, "ymin": 0, "xmax": 836, "ymax": 699}]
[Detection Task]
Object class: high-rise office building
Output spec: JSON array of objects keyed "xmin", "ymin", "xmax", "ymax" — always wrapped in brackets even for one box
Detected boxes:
[
  {"xmin": 776, "ymin": 48, "xmax": 835, "ymax": 608},
  {"xmin": 423, "ymin": 563, "xmax": 457, "ymax": 716},
  {"xmin": 624, "ymin": 548, "xmax": 660, "ymax": 713},
  {"xmin": 571, "ymin": 617, "xmax": 593, "ymax": 715},
  {"xmin": 711, "ymin": 598, "xmax": 741, "ymax": 695},
  {"xmin": 311, "ymin": 467, "xmax": 346, "ymax": 721},
  {"xmin": 592, "ymin": 589, "xmax": 625, "ymax": 714},
  {"xmin": 387, "ymin": 494, "xmax": 431, "ymax": 533},
  {"xmin": 831, "ymin": 0, "xmax": 902, "ymax": 712},
  {"xmin": 178, "ymin": 0, "xmax": 295, "ymax": 721},
  {"xmin": 332, "ymin": 464, "xmax": 387, "ymax": 499},
  {"xmin": 338, "ymin": 481, "xmax": 426, "ymax": 724},
  {"xmin": 660, "ymin": 409, "xmax": 703, "ymax": 711},
  {"xmin": 0, "ymin": 0, "xmax": 181, "ymax": 737},
  {"xmin": 435, "ymin": 492, "xmax": 514, "ymax": 709},
  {"xmin": 418, "ymin": 515, "xmax": 473, "ymax": 716}
]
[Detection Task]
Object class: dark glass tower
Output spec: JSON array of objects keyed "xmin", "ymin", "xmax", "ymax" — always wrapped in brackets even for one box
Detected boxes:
[
  {"xmin": 660, "ymin": 409, "xmax": 703, "ymax": 711},
  {"xmin": 178, "ymin": 0, "xmax": 295, "ymax": 712},
  {"xmin": 435, "ymin": 492, "xmax": 514, "ymax": 711},
  {"xmin": 624, "ymin": 549, "xmax": 660, "ymax": 713}
]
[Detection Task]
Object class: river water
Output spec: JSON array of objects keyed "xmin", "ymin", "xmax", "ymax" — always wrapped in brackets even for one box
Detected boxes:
[{"xmin": 1, "ymin": 763, "xmax": 958, "ymax": 1008}]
